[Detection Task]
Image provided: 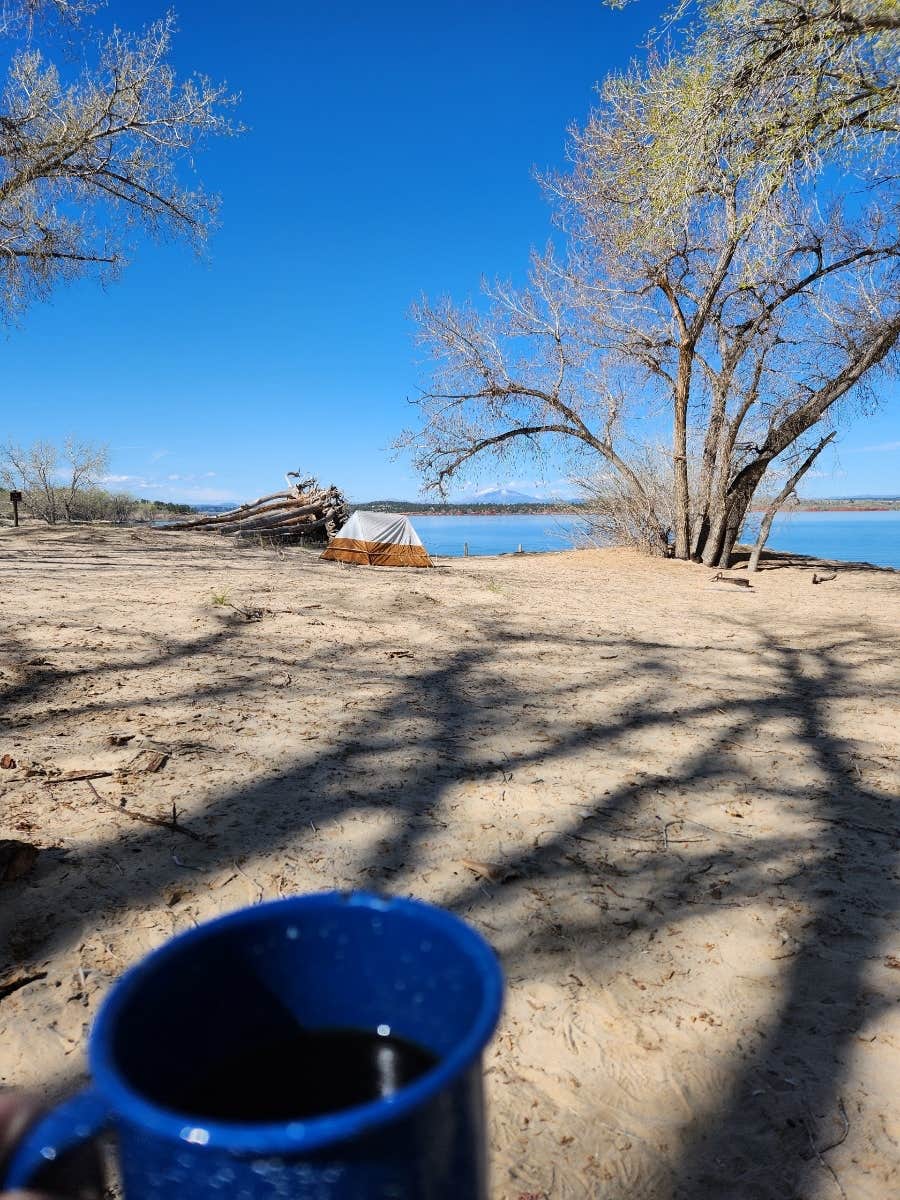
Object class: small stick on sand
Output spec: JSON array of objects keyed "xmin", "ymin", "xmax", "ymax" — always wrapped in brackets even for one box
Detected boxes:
[
  {"xmin": 805, "ymin": 1096, "xmax": 849, "ymax": 1200},
  {"xmin": 819, "ymin": 1098, "xmax": 850, "ymax": 1154},
  {"xmin": 233, "ymin": 860, "xmax": 264, "ymax": 903},
  {"xmin": 711, "ymin": 572, "xmax": 753, "ymax": 588},
  {"xmin": 55, "ymin": 769, "xmax": 115, "ymax": 782},
  {"xmin": 56, "ymin": 779, "xmax": 206, "ymax": 841},
  {"xmin": 662, "ymin": 817, "xmax": 752, "ymax": 846}
]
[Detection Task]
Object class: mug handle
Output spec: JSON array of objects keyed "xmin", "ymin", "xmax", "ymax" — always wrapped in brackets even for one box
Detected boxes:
[{"xmin": 3, "ymin": 1089, "xmax": 110, "ymax": 1191}]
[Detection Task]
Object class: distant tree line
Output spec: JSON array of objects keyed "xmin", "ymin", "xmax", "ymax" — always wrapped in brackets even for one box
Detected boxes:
[{"xmin": 0, "ymin": 437, "xmax": 192, "ymax": 524}]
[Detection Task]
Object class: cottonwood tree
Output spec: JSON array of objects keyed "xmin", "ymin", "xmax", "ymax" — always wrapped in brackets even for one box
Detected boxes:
[
  {"xmin": 1, "ymin": 436, "xmax": 60, "ymax": 520},
  {"xmin": 1, "ymin": 434, "xmax": 108, "ymax": 521},
  {"xmin": 60, "ymin": 434, "xmax": 109, "ymax": 518},
  {"xmin": 612, "ymin": 0, "xmax": 899, "ymax": 168},
  {"xmin": 0, "ymin": 0, "xmax": 238, "ymax": 322},
  {"xmin": 399, "ymin": 9, "xmax": 898, "ymax": 564}
]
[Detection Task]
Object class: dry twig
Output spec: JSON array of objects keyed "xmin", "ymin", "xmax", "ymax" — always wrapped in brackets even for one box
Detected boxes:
[
  {"xmin": 50, "ymin": 779, "xmax": 205, "ymax": 841},
  {"xmin": 805, "ymin": 1098, "xmax": 850, "ymax": 1200}
]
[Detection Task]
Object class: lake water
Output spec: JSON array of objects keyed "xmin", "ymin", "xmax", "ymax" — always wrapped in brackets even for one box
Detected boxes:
[{"xmin": 412, "ymin": 511, "xmax": 900, "ymax": 569}]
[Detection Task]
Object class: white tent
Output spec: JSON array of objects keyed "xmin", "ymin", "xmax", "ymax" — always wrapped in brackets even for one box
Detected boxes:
[{"xmin": 321, "ymin": 510, "xmax": 433, "ymax": 568}]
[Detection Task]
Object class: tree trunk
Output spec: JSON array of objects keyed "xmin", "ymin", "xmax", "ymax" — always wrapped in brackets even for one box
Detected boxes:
[
  {"xmin": 672, "ymin": 351, "xmax": 693, "ymax": 559},
  {"xmin": 696, "ymin": 463, "xmax": 733, "ymax": 565},
  {"xmin": 748, "ymin": 507, "xmax": 780, "ymax": 574},
  {"xmin": 698, "ymin": 508, "xmax": 725, "ymax": 566},
  {"xmin": 718, "ymin": 476, "xmax": 763, "ymax": 567},
  {"xmin": 696, "ymin": 456, "xmax": 769, "ymax": 567},
  {"xmin": 747, "ymin": 431, "xmax": 836, "ymax": 572},
  {"xmin": 699, "ymin": 468, "xmax": 746, "ymax": 566},
  {"xmin": 717, "ymin": 515, "xmax": 744, "ymax": 568},
  {"xmin": 691, "ymin": 378, "xmax": 730, "ymax": 559}
]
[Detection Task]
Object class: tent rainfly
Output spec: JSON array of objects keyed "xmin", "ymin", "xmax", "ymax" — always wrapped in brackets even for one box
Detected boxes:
[{"xmin": 321, "ymin": 510, "xmax": 433, "ymax": 568}]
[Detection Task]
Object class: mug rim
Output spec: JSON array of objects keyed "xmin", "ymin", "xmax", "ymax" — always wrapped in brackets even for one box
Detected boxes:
[{"xmin": 88, "ymin": 890, "xmax": 504, "ymax": 1156}]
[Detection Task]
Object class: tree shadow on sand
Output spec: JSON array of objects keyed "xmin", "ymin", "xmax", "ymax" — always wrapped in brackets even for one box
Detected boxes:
[
  {"xmin": 433, "ymin": 619, "xmax": 899, "ymax": 1197},
  {"xmin": 1, "ymin": 576, "xmax": 898, "ymax": 1198}
]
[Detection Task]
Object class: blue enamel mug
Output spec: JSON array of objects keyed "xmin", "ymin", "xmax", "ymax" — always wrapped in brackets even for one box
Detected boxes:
[{"xmin": 5, "ymin": 891, "xmax": 504, "ymax": 1198}]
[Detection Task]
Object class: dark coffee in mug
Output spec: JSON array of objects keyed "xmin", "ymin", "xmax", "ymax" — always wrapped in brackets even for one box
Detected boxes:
[{"xmin": 166, "ymin": 1027, "xmax": 439, "ymax": 1123}]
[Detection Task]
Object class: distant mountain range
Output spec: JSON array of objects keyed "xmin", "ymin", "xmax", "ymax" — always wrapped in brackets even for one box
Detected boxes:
[
  {"xmin": 356, "ymin": 487, "xmax": 577, "ymax": 506},
  {"xmin": 456, "ymin": 487, "xmax": 542, "ymax": 504}
]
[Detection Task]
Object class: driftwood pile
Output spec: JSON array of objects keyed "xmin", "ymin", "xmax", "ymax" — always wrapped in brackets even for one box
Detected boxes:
[{"xmin": 161, "ymin": 473, "xmax": 350, "ymax": 543}]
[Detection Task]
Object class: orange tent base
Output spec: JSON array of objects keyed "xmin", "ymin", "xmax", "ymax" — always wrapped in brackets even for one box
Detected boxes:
[{"xmin": 321, "ymin": 537, "xmax": 433, "ymax": 567}]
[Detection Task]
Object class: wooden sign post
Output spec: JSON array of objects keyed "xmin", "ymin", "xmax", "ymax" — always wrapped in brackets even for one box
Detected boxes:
[{"xmin": 9, "ymin": 491, "xmax": 22, "ymax": 527}]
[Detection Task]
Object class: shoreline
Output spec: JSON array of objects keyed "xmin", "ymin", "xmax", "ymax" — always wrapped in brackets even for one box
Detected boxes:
[
  {"xmin": 2, "ymin": 518, "xmax": 896, "ymax": 572},
  {"xmin": 410, "ymin": 511, "xmax": 900, "ymax": 571},
  {"xmin": 429, "ymin": 544, "xmax": 900, "ymax": 572}
]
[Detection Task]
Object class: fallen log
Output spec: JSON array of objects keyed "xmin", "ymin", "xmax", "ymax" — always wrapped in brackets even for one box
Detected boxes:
[
  {"xmin": 160, "ymin": 474, "xmax": 350, "ymax": 544},
  {"xmin": 232, "ymin": 509, "xmax": 340, "ymax": 538},
  {"xmin": 164, "ymin": 493, "xmax": 332, "ymax": 531},
  {"xmin": 206, "ymin": 504, "xmax": 327, "ymax": 535}
]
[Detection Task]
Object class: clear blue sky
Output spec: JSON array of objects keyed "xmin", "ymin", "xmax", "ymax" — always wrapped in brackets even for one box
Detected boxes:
[{"xmin": 4, "ymin": 0, "xmax": 898, "ymax": 502}]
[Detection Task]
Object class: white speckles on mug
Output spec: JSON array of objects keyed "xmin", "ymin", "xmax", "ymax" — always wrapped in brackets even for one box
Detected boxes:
[{"xmin": 180, "ymin": 1126, "xmax": 211, "ymax": 1145}]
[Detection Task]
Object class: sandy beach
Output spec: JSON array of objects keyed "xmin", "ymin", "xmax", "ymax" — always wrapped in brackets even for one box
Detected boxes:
[{"xmin": 1, "ymin": 524, "xmax": 898, "ymax": 1199}]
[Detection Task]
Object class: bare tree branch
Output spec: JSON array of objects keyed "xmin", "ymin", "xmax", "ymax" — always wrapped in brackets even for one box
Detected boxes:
[{"xmin": 0, "ymin": 8, "xmax": 240, "ymax": 321}]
